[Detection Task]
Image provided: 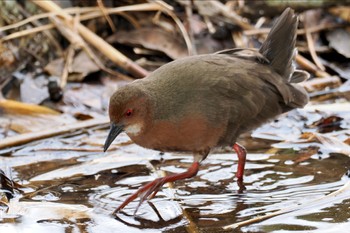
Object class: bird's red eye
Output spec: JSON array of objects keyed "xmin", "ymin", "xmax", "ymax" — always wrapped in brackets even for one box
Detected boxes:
[{"xmin": 125, "ymin": 109, "xmax": 133, "ymax": 117}]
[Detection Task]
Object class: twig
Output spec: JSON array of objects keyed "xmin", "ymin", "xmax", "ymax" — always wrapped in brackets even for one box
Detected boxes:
[
  {"xmin": 0, "ymin": 4, "xmax": 159, "ymax": 33},
  {"xmin": 244, "ymin": 23, "xmax": 343, "ymax": 36},
  {"xmin": 1, "ymin": 3, "xmax": 164, "ymax": 55},
  {"xmin": 236, "ymin": 15, "xmax": 328, "ymax": 77},
  {"xmin": 48, "ymin": 15, "xmax": 78, "ymax": 88},
  {"xmin": 184, "ymin": 1, "xmax": 197, "ymax": 55},
  {"xmin": 203, "ymin": 16, "xmax": 215, "ymax": 34},
  {"xmin": 62, "ymin": 45, "xmax": 75, "ymax": 87},
  {"xmin": 1, "ymin": 24, "xmax": 55, "ymax": 42},
  {"xmin": 34, "ymin": 146, "xmax": 117, "ymax": 152},
  {"xmin": 305, "ymin": 31, "xmax": 325, "ymax": 71},
  {"xmin": 48, "ymin": 15, "xmax": 74, "ymax": 88},
  {"xmin": 111, "ymin": 11, "xmax": 141, "ymax": 29},
  {"xmin": 97, "ymin": 0, "xmax": 117, "ymax": 32},
  {"xmin": 16, "ymin": 3, "xmax": 63, "ymax": 56},
  {"xmin": 31, "ymin": 0, "xmax": 149, "ymax": 78},
  {"xmin": 296, "ymin": 54, "xmax": 330, "ymax": 77},
  {"xmin": 305, "ymin": 27, "xmax": 326, "ymax": 71},
  {"xmin": 211, "ymin": 0, "xmax": 253, "ymax": 30},
  {"xmin": 50, "ymin": 14, "xmax": 133, "ymax": 82},
  {"xmin": 232, "ymin": 31, "xmax": 246, "ymax": 48},
  {"xmin": 152, "ymin": 0, "xmax": 193, "ymax": 56},
  {"xmin": 0, "ymin": 7, "xmax": 94, "ymax": 32},
  {"xmin": 0, "ymin": 117, "xmax": 109, "ymax": 150},
  {"xmin": 79, "ymin": 3, "xmax": 165, "ymax": 21}
]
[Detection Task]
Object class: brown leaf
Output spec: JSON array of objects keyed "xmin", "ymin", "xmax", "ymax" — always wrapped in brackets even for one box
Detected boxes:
[
  {"xmin": 0, "ymin": 169, "xmax": 15, "ymax": 201},
  {"xmin": 309, "ymin": 115, "xmax": 344, "ymax": 133},
  {"xmin": 326, "ymin": 29, "xmax": 350, "ymax": 58},
  {"xmin": 108, "ymin": 28, "xmax": 188, "ymax": 59},
  {"xmin": 44, "ymin": 50, "xmax": 99, "ymax": 82}
]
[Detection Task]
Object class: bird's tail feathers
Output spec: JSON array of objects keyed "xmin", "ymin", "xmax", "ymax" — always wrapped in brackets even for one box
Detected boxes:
[{"xmin": 259, "ymin": 8, "xmax": 298, "ymax": 82}]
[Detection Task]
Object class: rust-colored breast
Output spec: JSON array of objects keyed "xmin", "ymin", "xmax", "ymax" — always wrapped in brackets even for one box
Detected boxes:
[{"xmin": 128, "ymin": 115, "xmax": 225, "ymax": 153}]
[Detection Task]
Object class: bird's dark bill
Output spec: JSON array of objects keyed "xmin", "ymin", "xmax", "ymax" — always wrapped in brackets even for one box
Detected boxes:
[{"xmin": 104, "ymin": 123, "xmax": 124, "ymax": 152}]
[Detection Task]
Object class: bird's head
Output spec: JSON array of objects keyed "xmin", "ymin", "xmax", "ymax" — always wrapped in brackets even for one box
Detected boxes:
[{"xmin": 104, "ymin": 84, "xmax": 151, "ymax": 152}]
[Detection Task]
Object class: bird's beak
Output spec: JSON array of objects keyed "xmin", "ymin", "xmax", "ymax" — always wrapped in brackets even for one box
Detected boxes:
[{"xmin": 104, "ymin": 123, "xmax": 124, "ymax": 152}]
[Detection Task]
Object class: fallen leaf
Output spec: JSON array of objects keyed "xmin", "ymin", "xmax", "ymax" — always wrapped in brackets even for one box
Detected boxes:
[
  {"xmin": 19, "ymin": 74, "xmax": 49, "ymax": 105},
  {"xmin": 0, "ymin": 99, "xmax": 59, "ymax": 115},
  {"xmin": 44, "ymin": 50, "xmax": 99, "ymax": 82},
  {"xmin": 309, "ymin": 115, "xmax": 344, "ymax": 133},
  {"xmin": 108, "ymin": 28, "xmax": 188, "ymax": 59},
  {"xmin": 326, "ymin": 29, "xmax": 350, "ymax": 58}
]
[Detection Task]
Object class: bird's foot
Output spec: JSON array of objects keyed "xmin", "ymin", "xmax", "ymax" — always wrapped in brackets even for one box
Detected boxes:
[
  {"xmin": 113, "ymin": 162, "xmax": 200, "ymax": 215},
  {"xmin": 113, "ymin": 176, "xmax": 166, "ymax": 215},
  {"xmin": 236, "ymin": 177, "xmax": 246, "ymax": 193}
]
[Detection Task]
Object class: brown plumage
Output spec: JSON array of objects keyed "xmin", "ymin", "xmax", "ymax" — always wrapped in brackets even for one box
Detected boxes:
[{"xmin": 104, "ymin": 8, "xmax": 309, "ymax": 214}]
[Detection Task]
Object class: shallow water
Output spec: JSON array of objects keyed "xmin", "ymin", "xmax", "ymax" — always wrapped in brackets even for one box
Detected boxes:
[{"xmin": 1, "ymin": 109, "xmax": 350, "ymax": 233}]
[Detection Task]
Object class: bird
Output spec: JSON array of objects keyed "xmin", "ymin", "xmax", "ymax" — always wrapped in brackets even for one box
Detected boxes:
[{"xmin": 104, "ymin": 8, "xmax": 309, "ymax": 214}]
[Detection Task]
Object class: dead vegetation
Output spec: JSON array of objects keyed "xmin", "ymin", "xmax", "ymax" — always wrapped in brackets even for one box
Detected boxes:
[{"xmin": 1, "ymin": 1, "xmax": 350, "ymax": 232}]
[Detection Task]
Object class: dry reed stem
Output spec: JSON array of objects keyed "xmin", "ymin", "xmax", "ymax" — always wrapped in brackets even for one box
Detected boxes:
[
  {"xmin": 0, "ymin": 99, "xmax": 59, "ymax": 115},
  {"xmin": 31, "ymin": 0, "xmax": 149, "ymax": 78},
  {"xmin": 296, "ymin": 54, "xmax": 330, "ymax": 77},
  {"xmin": 1, "ymin": 24, "xmax": 55, "ymax": 41},
  {"xmin": 0, "ymin": 4, "xmax": 151, "ymax": 33},
  {"xmin": 97, "ymin": 0, "xmax": 116, "ymax": 32},
  {"xmin": 244, "ymin": 23, "xmax": 343, "ymax": 36},
  {"xmin": 0, "ymin": 117, "xmax": 109, "ymax": 150},
  {"xmin": 2, "ymin": 1, "xmax": 193, "ymax": 59},
  {"xmin": 305, "ymin": 27, "xmax": 326, "ymax": 71},
  {"xmin": 152, "ymin": 0, "xmax": 193, "ymax": 56},
  {"xmin": 213, "ymin": 1, "xmax": 253, "ymax": 30}
]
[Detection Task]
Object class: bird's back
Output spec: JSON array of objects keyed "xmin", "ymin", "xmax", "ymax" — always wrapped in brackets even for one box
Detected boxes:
[{"xmin": 132, "ymin": 8, "xmax": 308, "ymax": 150}]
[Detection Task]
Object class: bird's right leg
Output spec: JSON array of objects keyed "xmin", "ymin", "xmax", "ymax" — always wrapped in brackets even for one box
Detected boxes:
[
  {"xmin": 113, "ymin": 161, "xmax": 200, "ymax": 215},
  {"xmin": 233, "ymin": 142, "xmax": 247, "ymax": 180}
]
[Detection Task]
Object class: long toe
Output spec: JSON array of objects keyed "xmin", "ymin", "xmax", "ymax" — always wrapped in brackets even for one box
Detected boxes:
[
  {"xmin": 113, "ymin": 177, "xmax": 165, "ymax": 215},
  {"xmin": 113, "ymin": 162, "xmax": 200, "ymax": 214}
]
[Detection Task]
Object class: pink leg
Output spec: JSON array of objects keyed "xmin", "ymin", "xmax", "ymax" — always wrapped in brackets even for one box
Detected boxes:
[
  {"xmin": 233, "ymin": 143, "xmax": 247, "ymax": 180},
  {"xmin": 114, "ymin": 162, "xmax": 200, "ymax": 215}
]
